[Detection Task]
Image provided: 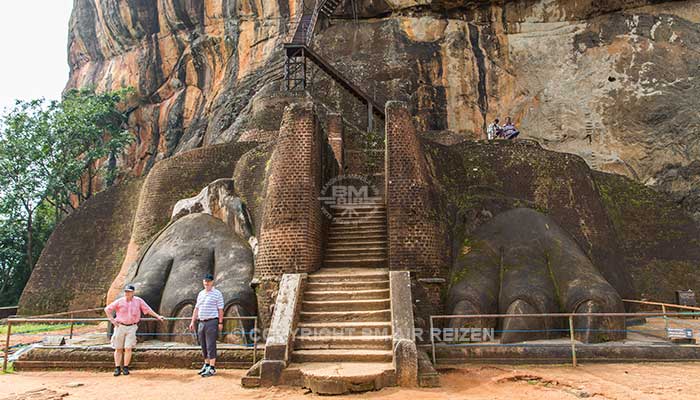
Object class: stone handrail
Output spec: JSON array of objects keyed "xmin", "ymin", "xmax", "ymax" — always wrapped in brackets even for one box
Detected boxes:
[
  {"xmin": 259, "ymin": 273, "xmax": 306, "ymax": 386},
  {"xmin": 390, "ymin": 271, "xmax": 418, "ymax": 386}
]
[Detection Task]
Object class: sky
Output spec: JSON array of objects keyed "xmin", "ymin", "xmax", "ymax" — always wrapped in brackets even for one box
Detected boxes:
[{"xmin": 0, "ymin": 0, "xmax": 74, "ymax": 113}]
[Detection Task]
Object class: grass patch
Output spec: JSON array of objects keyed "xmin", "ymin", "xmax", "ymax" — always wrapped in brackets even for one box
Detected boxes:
[
  {"xmin": 0, "ymin": 362, "xmax": 14, "ymax": 374},
  {"xmin": 0, "ymin": 323, "xmax": 73, "ymax": 335}
]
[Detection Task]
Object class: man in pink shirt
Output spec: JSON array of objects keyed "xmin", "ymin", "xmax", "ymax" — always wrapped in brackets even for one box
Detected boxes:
[{"xmin": 104, "ymin": 284, "xmax": 164, "ymax": 376}]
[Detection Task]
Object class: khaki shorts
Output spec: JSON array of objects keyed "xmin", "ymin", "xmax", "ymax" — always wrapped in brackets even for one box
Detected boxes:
[{"xmin": 111, "ymin": 324, "xmax": 138, "ymax": 349}]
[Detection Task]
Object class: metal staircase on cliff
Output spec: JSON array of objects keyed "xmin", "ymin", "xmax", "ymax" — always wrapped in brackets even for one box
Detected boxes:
[{"xmin": 284, "ymin": 0, "xmax": 384, "ymax": 131}]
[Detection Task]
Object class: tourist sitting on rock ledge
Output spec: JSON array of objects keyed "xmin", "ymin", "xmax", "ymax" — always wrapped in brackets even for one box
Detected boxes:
[
  {"xmin": 502, "ymin": 117, "xmax": 520, "ymax": 140},
  {"xmin": 487, "ymin": 118, "xmax": 502, "ymax": 140}
]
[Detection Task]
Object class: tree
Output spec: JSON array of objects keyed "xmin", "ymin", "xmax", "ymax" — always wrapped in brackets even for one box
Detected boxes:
[
  {"xmin": 0, "ymin": 203, "xmax": 53, "ymax": 306},
  {"xmin": 0, "ymin": 214, "xmax": 27, "ymax": 306},
  {"xmin": 50, "ymin": 87, "xmax": 133, "ymax": 209},
  {"xmin": 0, "ymin": 88, "xmax": 133, "ymax": 305},
  {"xmin": 0, "ymin": 100, "xmax": 53, "ymax": 274}
]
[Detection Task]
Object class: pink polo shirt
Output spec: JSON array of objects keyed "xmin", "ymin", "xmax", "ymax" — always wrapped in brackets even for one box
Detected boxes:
[{"xmin": 105, "ymin": 296, "xmax": 154, "ymax": 325}]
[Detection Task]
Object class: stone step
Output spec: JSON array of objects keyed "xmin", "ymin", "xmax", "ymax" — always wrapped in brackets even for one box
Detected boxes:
[
  {"xmin": 323, "ymin": 259, "xmax": 388, "ymax": 267},
  {"xmin": 240, "ymin": 376, "xmax": 261, "ymax": 388},
  {"xmin": 331, "ymin": 204, "xmax": 385, "ymax": 212},
  {"xmin": 297, "ymin": 322, "xmax": 392, "ymax": 336},
  {"xmin": 291, "ymin": 350, "xmax": 393, "ymax": 363},
  {"xmin": 331, "ymin": 209, "xmax": 386, "ymax": 216},
  {"xmin": 324, "ymin": 253, "xmax": 387, "ymax": 259},
  {"xmin": 304, "ymin": 289, "xmax": 390, "ymax": 301},
  {"xmin": 323, "ymin": 259, "xmax": 387, "ymax": 268},
  {"xmin": 305, "ymin": 280, "xmax": 390, "ymax": 291},
  {"xmin": 307, "ymin": 270, "xmax": 388, "ymax": 283},
  {"xmin": 325, "ymin": 240, "xmax": 387, "ymax": 248},
  {"xmin": 302, "ymin": 299, "xmax": 391, "ymax": 312},
  {"xmin": 331, "ymin": 216, "xmax": 386, "ymax": 225},
  {"xmin": 300, "ymin": 309, "xmax": 391, "ymax": 323},
  {"xmin": 325, "ymin": 247, "xmax": 387, "ymax": 253},
  {"xmin": 325, "ymin": 248, "xmax": 387, "ymax": 254},
  {"xmin": 294, "ymin": 335, "xmax": 392, "ymax": 350},
  {"xmin": 324, "ymin": 251, "xmax": 387, "ymax": 259},
  {"xmin": 329, "ymin": 224, "xmax": 386, "ymax": 232},
  {"xmin": 328, "ymin": 233, "xmax": 387, "ymax": 241}
]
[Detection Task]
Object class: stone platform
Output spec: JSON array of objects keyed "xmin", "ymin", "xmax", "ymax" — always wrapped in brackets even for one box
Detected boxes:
[
  {"xmin": 13, "ymin": 343, "xmax": 259, "ymax": 371},
  {"xmin": 281, "ymin": 362, "xmax": 396, "ymax": 395}
]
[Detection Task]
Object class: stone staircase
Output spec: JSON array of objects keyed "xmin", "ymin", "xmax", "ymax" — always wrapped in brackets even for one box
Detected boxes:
[
  {"xmin": 243, "ymin": 197, "xmax": 425, "ymax": 393},
  {"xmin": 281, "ymin": 200, "xmax": 396, "ymax": 394},
  {"xmin": 284, "ymin": 268, "xmax": 396, "ymax": 394},
  {"xmin": 323, "ymin": 200, "xmax": 387, "ymax": 268}
]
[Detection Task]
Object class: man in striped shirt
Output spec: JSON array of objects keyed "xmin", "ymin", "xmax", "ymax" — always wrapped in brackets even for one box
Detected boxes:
[{"xmin": 188, "ymin": 273, "xmax": 225, "ymax": 377}]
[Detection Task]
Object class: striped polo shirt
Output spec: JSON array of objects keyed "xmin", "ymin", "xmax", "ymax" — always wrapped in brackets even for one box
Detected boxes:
[{"xmin": 195, "ymin": 288, "xmax": 224, "ymax": 320}]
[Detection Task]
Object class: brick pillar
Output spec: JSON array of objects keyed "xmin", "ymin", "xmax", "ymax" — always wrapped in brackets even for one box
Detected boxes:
[
  {"xmin": 327, "ymin": 113, "xmax": 344, "ymax": 172},
  {"xmin": 255, "ymin": 101, "xmax": 325, "ymax": 328},
  {"xmin": 385, "ymin": 101, "xmax": 449, "ymax": 312}
]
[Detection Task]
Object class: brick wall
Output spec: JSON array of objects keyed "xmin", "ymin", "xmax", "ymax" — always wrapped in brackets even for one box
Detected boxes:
[
  {"xmin": 255, "ymin": 101, "xmax": 325, "ymax": 278},
  {"xmin": 131, "ymin": 142, "xmax": 257, "ymax": 247},
  {"xmin": 254, "ymin": 101, "xmax": 337, "ymax": 329},
  {"xmin": 385, "ymin": 101, "xmax": 449, "ymax": 313},
  {"xmin": 19, "ymin": 179, "xmax": 144, "ymax": 315}
]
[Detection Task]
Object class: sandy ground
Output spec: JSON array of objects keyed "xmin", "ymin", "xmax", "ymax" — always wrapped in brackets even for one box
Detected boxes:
[{"xmin": 2, "ymin": 363, "xmax": 700, "ymax": 400}]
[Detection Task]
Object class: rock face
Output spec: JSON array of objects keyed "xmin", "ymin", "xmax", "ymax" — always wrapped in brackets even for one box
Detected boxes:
[
  {"xmin": 19, "ymin": 0, "xmax": 699, "ymax": 333},
  {"xmin": 66, "ymin": 0, "xmax": 699, "ymax": 213}
]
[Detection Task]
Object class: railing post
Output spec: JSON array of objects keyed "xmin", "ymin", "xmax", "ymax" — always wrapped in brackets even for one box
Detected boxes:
[
  {"xmin": 69, "ymin": 312, "xmax": 75, "ymax": 340},
  {"xmin": 367, "ymin": 102, "xmax": 374, "ymax": 132},
  {"xmin": 3, "ymin": 319, "xmax": 11, "ymax": 372},
  {"xmin": 568, "ymin": 315, "xmax": 577, "ymax": 367},
  {"xmin": 430, "ymin": 316, "xmax": 436, "ymax": 364},
  {"xmin": 253, "ymin": 317, "xmax": 258, "ymax": 365},
  {"xmin": 662, "ymin": 304, "xmax": 669, "ymax": 336}
]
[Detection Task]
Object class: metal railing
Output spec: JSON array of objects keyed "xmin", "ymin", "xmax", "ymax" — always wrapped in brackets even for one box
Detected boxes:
[
  {"xmin": 3, "ymin": 315, "xmax": 258, "ymax": 372},
  {"xmin": 429, "ymin": 311, "xmax": 700, "ymax": 367},
  {"xmin": 624, "ymin": 299, "xmax": 700, "ymax": 333}
]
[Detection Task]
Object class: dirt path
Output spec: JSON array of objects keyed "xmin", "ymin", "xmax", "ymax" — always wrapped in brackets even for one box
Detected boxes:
[{"xmin": 2, "ymin": 363, "xmax": 700, "ymax": 400}]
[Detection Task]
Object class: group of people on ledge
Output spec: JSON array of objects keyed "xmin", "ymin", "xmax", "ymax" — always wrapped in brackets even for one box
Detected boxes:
[{"xmin": 487, "ymin": 116, "xmax": 520, "ymax": 140}]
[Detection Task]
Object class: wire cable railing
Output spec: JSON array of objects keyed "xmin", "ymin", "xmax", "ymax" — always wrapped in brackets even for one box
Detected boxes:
[
  {"xmin": 429, "ymin": 310, "xmax": 700, "ymax": 367},
  {"xmin": 2, "ymin": 315, "xmax": 258, "ymax": 372}
]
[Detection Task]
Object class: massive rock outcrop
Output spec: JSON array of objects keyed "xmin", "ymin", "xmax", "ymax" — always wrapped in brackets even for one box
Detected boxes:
[
  {"xmin": 66, "ymin": 0, "xmax": 700, "ymax": 216},
  {"xmin": 18, "ymin": 0, "xmax": 699, "ymax": 346}
]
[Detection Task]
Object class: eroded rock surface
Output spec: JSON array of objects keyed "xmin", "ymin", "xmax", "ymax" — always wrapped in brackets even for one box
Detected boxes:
[
  {"xmin": 124, "ymin": 213, "xmax": 256, "ymax": 343},
  {"xmin": 448, "ymin": 208, "xmax": 625, "ymax": 343},
  {"xmin": 67, "ymin": 0, "xmax": 699, "ymax": 213}
]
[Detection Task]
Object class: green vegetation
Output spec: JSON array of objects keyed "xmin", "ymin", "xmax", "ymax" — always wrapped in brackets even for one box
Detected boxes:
[
  {"xmin": 0, "ymin": 323, "xmax": 73, "ymax": 335},
  {"xmin": 0, "ymin": 362, "xmax": 14, "ymax": 374},
  {"xmin": 0, "ymin": 87, "xmax": 133, "ymax": 306}
]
